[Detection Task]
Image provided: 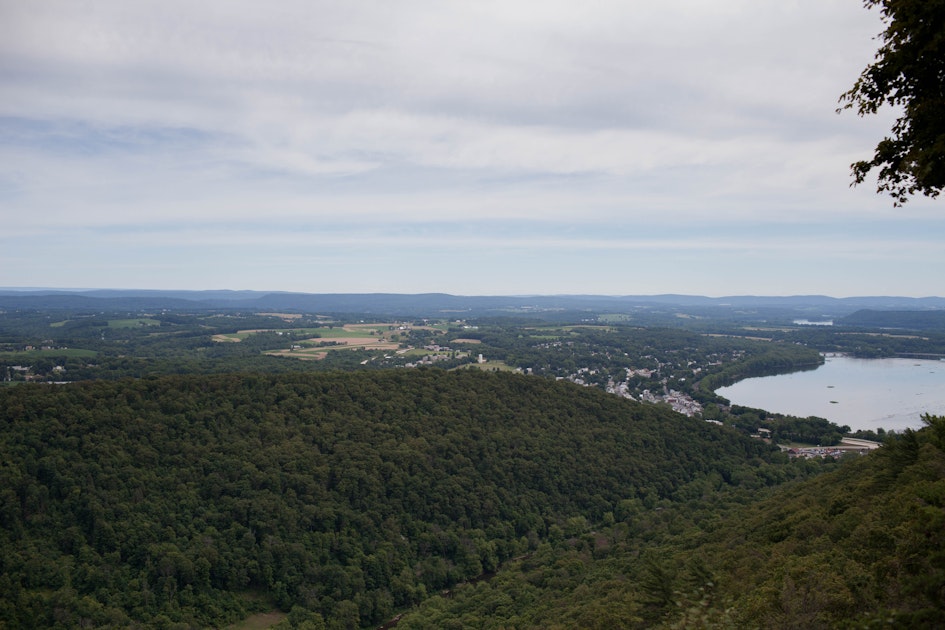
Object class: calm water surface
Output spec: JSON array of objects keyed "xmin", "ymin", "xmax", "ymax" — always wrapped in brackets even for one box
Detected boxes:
[{"xmin": 716, "ymin": 356, "xmax": 945, "ymax": 432}]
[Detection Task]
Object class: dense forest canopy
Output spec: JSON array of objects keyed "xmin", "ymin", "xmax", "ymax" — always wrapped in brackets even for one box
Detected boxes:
[
  {"xmin": 0, "ymin": 370, "xmax": 796, "ymax": 629},
  {"xmin": 395, "ymin": 415, "xmax": 945, "ymax": 628}
]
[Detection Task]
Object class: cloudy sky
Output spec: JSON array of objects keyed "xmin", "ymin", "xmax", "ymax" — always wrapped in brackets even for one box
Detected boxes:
[{"xmin": 2, "ymin": 1, "xmax": 943, "ymax": 297}]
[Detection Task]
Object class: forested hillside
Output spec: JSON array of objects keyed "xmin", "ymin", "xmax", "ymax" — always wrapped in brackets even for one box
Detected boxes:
[
  {"xmin": 0, "ymin": 370, "xmax": 803, "ymax": 629},
  {"xmin": 705, "ymin": 414, "xmax": 945, "ymax": 627},
  {"xmin": 394, "ymin": 416, "xmax": 945, "ymax": 629}
]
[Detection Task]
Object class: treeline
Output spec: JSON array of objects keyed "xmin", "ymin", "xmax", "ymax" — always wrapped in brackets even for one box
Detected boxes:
[
  {"xmin": 726, "ymin": 405, "xmax": 848, "ymax": 446},
  {"xmin": 778, "ymin": 326, "xmax": 945, "ymax": 359},
  {"xmin": 838, "ymin": 309, "xmax": 945, "ymax": 333},
  {"xmin": 0, "ymin": 369, "xmax": 799, "ymax": 629},
  {"xmin": 697, "ymin": 345, "xmax": 823, "ymax": 396}
]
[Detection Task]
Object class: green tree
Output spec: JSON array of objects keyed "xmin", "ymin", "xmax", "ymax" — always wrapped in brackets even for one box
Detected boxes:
[{"xmin": 838, "ymin": 0, "xmax": 945, "ymax": 204}]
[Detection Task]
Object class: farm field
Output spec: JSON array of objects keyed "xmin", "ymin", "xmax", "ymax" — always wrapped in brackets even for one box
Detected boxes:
[
  {"xmin": 108, "ymin": 318, "xmax": 161, "ymax": 328},
  {"xmin": 264, "ymin": 338, "xmax": 402, "ymax": 360},
  {"xmin": 212, "ymin": 322, "xmax": 420, "ymax": 343},
  {"xmin": 229, "ymin": 322, "xmax": 434, "ymax": 360},
  {"xmin": 211, "ymin": 328, "xmax": 327, "ymax": 342},
  {"xmin": 460, "ymin": 359, "xmax": 518, "ymax": 372}
]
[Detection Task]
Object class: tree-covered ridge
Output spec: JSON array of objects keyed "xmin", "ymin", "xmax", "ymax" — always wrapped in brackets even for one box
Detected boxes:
[
  {"xmin": 704, "ymin": 414, "xmax": 945, "ymax": 627},
  {"xmin": 394, "ymin": 416, "xmax": 945, "ymax": 628},
  {"xmin": 0, "ymin": 369, "xmax": 796, "ymax": 629}
]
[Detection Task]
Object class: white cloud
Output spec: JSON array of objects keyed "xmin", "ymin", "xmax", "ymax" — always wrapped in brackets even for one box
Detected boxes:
[{"xmin": 1, "ymin": 0, "xmax": 939, "ymax": 295}]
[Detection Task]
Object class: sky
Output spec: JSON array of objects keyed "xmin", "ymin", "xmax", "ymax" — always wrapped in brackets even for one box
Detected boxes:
[{"xmin": 2, "ymin": 1, "xmax": 943, "ymax": 297}]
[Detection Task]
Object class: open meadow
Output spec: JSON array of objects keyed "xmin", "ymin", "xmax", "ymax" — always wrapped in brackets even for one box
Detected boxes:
[{"xmin": 212, "ymin": 322, "xmax": 436, "ymax": 360}]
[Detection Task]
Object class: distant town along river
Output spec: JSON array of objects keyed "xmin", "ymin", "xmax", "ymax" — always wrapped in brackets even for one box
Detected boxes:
[{"xmin": 716, "ymin": 355, "xmax": 945, "ymax": 433}]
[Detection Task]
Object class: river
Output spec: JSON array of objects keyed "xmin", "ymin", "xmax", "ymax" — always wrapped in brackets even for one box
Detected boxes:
[{"xmin": 715, "ymin": 355, "xmax": 945, "ymax": 432}]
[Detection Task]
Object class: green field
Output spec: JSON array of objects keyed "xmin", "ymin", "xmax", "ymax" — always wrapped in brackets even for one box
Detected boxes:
[
  {"xmin": 400, "ymin": 348, "xmax": 434, "ymax": 357},
  {"xmin": 460, "ymin": 359, "xmax": 518, "ymax": 372},
  {"xmin": 214, "ymin": 324, "xmax": 403, "ymax": 343},
  {"xmin": 561, "ymin": 324, "xmax": 615, "ymax": 332},
  {"xmin": 306, "ymin": 326, "xmax": 388, "ymax": 338},
  {"xmin": 212, "ymin": 330, "xmax": 322, "ymax": 342},
  {"xmin": 108, "ymin": 318, "xmax": 161, "ymax": 328}
]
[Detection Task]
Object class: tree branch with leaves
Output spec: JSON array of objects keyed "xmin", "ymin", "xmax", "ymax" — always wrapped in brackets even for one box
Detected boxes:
[{"xmin": 838, "ymin": 0, "xmax": 945, "ymax": 205}]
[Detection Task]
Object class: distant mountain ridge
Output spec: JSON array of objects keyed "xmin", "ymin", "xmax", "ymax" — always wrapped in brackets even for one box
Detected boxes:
[{"xmin": 0, "ymin": 288, "xmax": 943, "ymax": 316}]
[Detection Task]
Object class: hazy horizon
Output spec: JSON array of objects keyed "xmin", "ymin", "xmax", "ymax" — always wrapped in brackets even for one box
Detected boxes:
[{"xmin": 2, "ymin": 286, "xmax": 944, "ymax": 301}]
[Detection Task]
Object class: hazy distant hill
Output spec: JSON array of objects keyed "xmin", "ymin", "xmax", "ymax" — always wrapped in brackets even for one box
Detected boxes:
[{"xmin": 1, "ymin": 289, "xmax": 944, "ymax": 317}]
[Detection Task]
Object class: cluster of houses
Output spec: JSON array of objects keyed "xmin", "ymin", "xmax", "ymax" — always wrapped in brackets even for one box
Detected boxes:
[
  {"xmin": 600, "ymin": 374, "xmax": 704, "ymax": 418},
  {"xmin": 403, "ymin": 344, "xmax": 469, "ymax": 368},
  {"xmin": 784, "ymin": 439, "xmax": 879, "ymax": 458},
  {"xmin": 3, "ymin": 364, "xmax": 66, "ymax": 382},
  {"xmin": 638, "ymin": 388, "xmax": 704, "ymax": 417},
  {"xmin": 785, "ymin": 447, "xmax": 850, "ymax": 459}
]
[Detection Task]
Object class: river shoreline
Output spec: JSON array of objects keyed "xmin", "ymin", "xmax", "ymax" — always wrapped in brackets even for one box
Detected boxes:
[{"xmin": 715, "ymin": 355, "xmax": 945, "ymax": 433}]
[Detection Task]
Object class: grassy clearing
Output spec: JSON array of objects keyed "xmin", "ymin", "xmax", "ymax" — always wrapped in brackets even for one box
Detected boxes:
[
  {"xmin": 212, "ymin": 334, "xmax": 245, "ymax": 342},
  {"xmin": 218, "ymin": 323, "xmax": 419, "ymax": 360},
  {"xmin": 306, "ymin": 327, "xmax": 383, "ymax": 338},
  {"xmin": 211, "ymin": 330, "xmax": 314, "ymax": 342},
  {"xmin": 459, "ymin": 360, "xmax": 518, "ymax": 372},
  {"xmin": 561, "ymin": 325, "xmax": 614, "ymax": 332},
  {"xmin": 108, "ymin": 318, "xmax": 161, "ymax": 328},
  {"xmin": 265, "ymin": 338, "xmax": 400, "ymax": 361},
  {"xmin": 400, "ymin": 348, "xmax": 433, "ymax": 357},
  {"xmin": 213, "ymin": 324, "xmax": 402, "ymax": 343}
]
